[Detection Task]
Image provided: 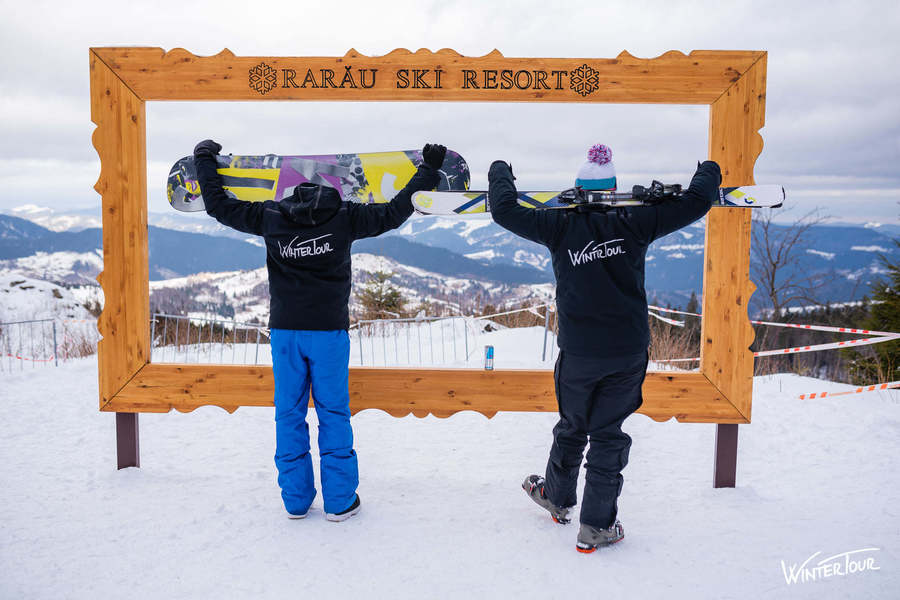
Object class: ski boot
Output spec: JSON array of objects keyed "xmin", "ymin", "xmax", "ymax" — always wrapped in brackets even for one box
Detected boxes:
[
  {"xmin": 576, "ymin": 521, "xmax": 624, "ymax": 553},
  {"xmin": 326, "ymin": 494, "xmax": 361, "ymax": 522},
  {"xmin": 522, "ymin": 475, "xmax": 571, "ymax": 524}
]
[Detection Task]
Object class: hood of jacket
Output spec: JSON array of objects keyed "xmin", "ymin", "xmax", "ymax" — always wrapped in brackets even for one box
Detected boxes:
[{"xmin": 277, "ymin": 183, "xmax": 342, "ymax": 226}]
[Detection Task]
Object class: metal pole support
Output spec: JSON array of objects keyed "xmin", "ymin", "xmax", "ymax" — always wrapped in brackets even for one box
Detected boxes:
[
  {"xmin": 52, "ymin": 321, "xmax": 58, "ymax": 367},
  {"xmin": 713, "ymin": 423, "xmax": 738, "ymax": 488},
  {"xmin": 541, "ymin": 307, "xmax": 550, "ymax": 361},
  {"xmin": 116, "ymin": 413, "xmax": 140, "ymax": 469}
]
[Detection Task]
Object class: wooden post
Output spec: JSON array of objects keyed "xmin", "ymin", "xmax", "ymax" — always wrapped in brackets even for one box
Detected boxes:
[
  {"xmin": 116, "ymin": 413, "xmax": 140, "ymax": 469},
  {"xmin": 713, "ymin": 424, "xmax": 738, "ymax": 488}
]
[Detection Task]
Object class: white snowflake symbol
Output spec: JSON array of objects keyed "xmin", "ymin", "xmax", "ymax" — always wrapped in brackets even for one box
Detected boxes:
[
  {"xmin": 569, "ymin": 64, "xmax": 600, "ymax": 97},
  {"xmin": 249, "ymin": 63, "xmax": 277, "ymax": 95}
]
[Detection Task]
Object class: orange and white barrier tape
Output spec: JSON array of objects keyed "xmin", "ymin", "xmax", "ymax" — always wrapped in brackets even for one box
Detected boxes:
[
  {"xmin": 799, "ymin": 381, "xmax": 900, "ymax": 399},
  {"xmin": 752, "ymin": 335, "xmax": 899, "ymax": 357},
  {"xmin": 4, "ymin": 353, "xmax": 55, "ymax": 363},
  {"xmin": 655, "ymin": 335, "xmax": 898, "ymax": 363},
  {"xmin": 648, "ymin": 304, "xmax": 900, "ymax": 337},
  {"xmin": 647, "ymin": 305, "xmax": 900, "ymax": 359},
  {"xmin": 748, "ymin": 319, "xmax": 897, "ymax": 338},
  {"xmin": 648, "ymin": 311, "xmax": 685, "ymax": 327}
]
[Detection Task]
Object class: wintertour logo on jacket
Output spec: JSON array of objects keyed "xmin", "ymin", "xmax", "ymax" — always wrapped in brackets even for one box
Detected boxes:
[
  {"xmin": 277, "ymin": 234, "xmax": 335, "ymax": 260},
  {"xmin": 567, "ymin": 238, "xmax": 626, "ymax": 266}
]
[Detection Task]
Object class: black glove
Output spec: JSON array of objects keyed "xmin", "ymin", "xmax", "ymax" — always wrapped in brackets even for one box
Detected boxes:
[
  {"xmin": 194, "ymin": 139, "xmax": 222, "ymax": 158},
  {"xmin": 488, "ymin": 160, "xmax": 515, "ymax": 180},
  {"xmin": 697, "ymin": 160, "xmax": 722, "ymax": 185},
  {"xmin": 422, "ymin": 143, "xmax": 447, "ymax": 170}
]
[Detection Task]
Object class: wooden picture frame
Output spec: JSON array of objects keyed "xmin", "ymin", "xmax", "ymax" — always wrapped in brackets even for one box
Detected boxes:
[{"xmin": 90, "ymin": 47, "xmax": 764, "ymax": 428}]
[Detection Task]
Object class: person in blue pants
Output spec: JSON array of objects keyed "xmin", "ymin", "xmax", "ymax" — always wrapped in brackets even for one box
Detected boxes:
[{"xmin": 194, "ymin": 140, "xmax": 446, "ymax": 520}]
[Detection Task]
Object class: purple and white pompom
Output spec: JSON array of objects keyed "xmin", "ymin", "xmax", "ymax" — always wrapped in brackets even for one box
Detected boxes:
[{"xmin": 587, "ymin": 144, "xmax": 612, "ymax": 165}]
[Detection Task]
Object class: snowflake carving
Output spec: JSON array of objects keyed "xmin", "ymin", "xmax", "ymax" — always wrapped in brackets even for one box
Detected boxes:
[
  {"xmin": 249, "ymin": 62, "xmax": 277, "ymax": 95},
  {"xmin": 569, "ymin": 64, "xmax": 600, "ymax": 97}
]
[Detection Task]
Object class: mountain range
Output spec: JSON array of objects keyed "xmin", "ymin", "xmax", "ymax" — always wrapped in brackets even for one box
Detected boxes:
[{"xmin": 1, "ymin": 205, "xmax": 896, "ymax": 318}]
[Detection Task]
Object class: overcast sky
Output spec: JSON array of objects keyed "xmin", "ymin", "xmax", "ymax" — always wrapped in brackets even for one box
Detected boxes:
[{"xmin": 1, "ymin": 0, "xmax": 898, "ymax": 225}]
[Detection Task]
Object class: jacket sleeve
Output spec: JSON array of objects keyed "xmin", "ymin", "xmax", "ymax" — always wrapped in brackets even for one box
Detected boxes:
[
  {"xmin": 487, "ymin": 161, "xmax": 565, "ymax": 248},
  {"xmin": 629, "ymin": 160, "xmax": 720, "ymax": 245},
  {"xmin": 348, "ymin": 165, "xmax": 439, "ymax": 240},
  {"xmin": 195, "ymin": 154, "xmax": 266, "ymax": 236}
]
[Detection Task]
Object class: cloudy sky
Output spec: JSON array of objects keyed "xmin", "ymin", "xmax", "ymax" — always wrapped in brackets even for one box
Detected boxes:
[{"xmin": 1, "ymin": 0, "xmax": 898, "ymax": 225}]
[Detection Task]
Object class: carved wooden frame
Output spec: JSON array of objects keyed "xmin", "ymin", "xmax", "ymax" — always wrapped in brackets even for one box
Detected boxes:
[{"xmin": 90, "ymin": 47, "xmax": 764, "ymax": 424}]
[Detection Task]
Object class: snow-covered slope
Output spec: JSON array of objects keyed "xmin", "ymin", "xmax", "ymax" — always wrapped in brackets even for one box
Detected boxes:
[
  {"xmin": 0, "ymin": 273, "xmax": 95, "ymax": 322},
  {"xmin": 0, "ymin": 249, "xmax": 103, "ymax": 286},
  {"xmin": 1, "ymin": 204, "xmax": 102, "ymax": 231},
  {"xmin": 1, "ymin": 353, "xmax": 896, "ymax": 598},
  {"xmin": 147, "ymin": 256, "xmax": 555, "ymax": 324}
]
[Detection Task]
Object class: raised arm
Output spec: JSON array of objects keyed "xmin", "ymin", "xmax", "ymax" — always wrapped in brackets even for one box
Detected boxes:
[
  {"xmin": 488, "ymin": 161, "xmax": 565, "ymax": 248},
  {"xmin": 194, "ymin": 140, "xmax": 266, "ymax": 236},
  {"xmin": 630, "ymin": 160, "xmax": 721, "ymax": 245},
  {"xmin": 348, "ymin": 144, "xmax": 443, "ymax": 240}
]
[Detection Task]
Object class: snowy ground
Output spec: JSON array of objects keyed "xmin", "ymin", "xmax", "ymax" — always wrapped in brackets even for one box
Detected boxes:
[{"xmin": 1, "ymin": 356, "xmax": 898, "ymax": 598}]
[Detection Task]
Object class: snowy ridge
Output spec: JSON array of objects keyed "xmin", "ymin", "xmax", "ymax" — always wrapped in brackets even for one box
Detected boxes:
[
  {"xmin": 807, "ymin": 249, "xmax": 836, "ymax": 260},
  {"xmin": 0, "ymin": 250, "xmax": 103, "ymax": 285},
  {"xmin": 2, "ymin": 204, "xmax": 101, "ymax": 231},
  {"xmin": 851, "ymin": 245, "xmax": 891, "ymax": 253},
  {"xmin": 147, "ymin": 256, "xmax": 554, "ymax": 323},
  {"xmin": 0, "ymin": 273, "xmax": 95, "ymax": 322}
]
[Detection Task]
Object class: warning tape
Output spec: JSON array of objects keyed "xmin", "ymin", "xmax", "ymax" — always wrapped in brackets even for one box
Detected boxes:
[
  {"xmin": 654, "ymin": 335, "xmax": 899, "ymax": 363},
  {"xmin": 648, "ymin": 311, "xmax": 685, "ymax": 327},
  {"xmin": 752, "ymin": 335, "xmax": 899, "ymax": 357},
  {"xmin": 799, "ymin": 381, "xmax": 900, "ymax": 399},
  {"xmin": 647, "ymin": 304, "xmax": 900, "ymax": 359},
  {"xmin": 3, "ymin": 353, "xmax": 55, "ymax": 363},
  {"xmin": 647, "ymin": 305, "xmax": 900, "ymax": 338}
]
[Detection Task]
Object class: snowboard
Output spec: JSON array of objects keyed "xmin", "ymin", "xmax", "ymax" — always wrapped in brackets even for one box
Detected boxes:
[
  {"xmin": 167, "ymin": 149, "xmax": 470, "ymax": 212},
  {"xmin": 412, "ymin": 184, "xmax": 785, "ymax": 215}
]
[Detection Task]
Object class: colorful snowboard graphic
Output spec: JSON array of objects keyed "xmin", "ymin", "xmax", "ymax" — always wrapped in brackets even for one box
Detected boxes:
[
  {"xmin": 167, "ymin": 149, "xmax": 470, "ymax": 212},
  {"xmin": 412, "ymin": 185, "xmax": 785, "ymax": 215}
]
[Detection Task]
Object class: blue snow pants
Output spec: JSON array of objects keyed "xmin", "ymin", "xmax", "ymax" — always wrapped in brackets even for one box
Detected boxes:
[{"xmin": 270, "ymin": 329, "xmax": 358, "ymax": 516}]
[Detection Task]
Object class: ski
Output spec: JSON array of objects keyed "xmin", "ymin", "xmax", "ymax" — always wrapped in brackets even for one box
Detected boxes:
[
  {"xmin": 412, "ymin": 182, "xmax": 785, "ymax": 215},
  {"xmin": 167, "ymin": 149, "xmax": 470, "ymax": 212}
]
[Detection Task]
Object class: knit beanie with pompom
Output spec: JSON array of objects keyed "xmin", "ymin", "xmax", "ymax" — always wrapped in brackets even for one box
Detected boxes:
[{"xmin": 575, "ymin": 144, "xmax": 616, "ymax": 190}]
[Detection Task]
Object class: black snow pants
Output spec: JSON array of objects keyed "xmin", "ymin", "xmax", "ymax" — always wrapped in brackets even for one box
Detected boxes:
[{"xmin": 544, "ymin": 349, "xmax": 648, "ymax": 530}]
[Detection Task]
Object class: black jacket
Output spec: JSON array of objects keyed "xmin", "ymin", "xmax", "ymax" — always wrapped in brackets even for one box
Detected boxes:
[
  {"xmin": 195, "ymin": 154, "xmax": 439, "ymax": 331},
  {"xmin": 488, "ymin": 161, "xmax": 720, "ymax": 357}
]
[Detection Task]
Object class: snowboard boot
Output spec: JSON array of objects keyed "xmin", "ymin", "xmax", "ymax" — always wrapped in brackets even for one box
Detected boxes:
[
  {"xmin": 522, "ymin": 475, "xmax": 571, "ymax": 524},
  {"xmin": 576, "ymin": 521, "xmax": 624, "ymax": 553},
  {"xmin": 326, "ymin": 494, "xmax": 361, "ymax": 522}
]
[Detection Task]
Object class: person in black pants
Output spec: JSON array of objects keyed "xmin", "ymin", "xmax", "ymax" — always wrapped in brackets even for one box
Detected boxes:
[{"xmin": 488, "ymin": 144, "xmax": 720, "ymax": 552}]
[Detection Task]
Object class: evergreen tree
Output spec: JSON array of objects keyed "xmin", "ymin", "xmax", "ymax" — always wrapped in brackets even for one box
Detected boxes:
[
  {"xmin": 862, "ymin": 241, "xmax": 899, "ymax": 381},
  {"xmin": 845, "ymin": 240, "xmax": 899, "ymax": 383},
  {"xmin": 686, "ymin": 291, "xmax": 700, "ymax": 315},
  {"xmin": 355, "ymin": 271, "xmax": 407, "ymax": 320}
]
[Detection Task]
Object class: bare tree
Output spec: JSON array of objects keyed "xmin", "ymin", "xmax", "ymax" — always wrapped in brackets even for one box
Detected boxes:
[
  {"xmin": 750, "ymin": 208, "xmax": 837, "ymax": 375},
  {"xmin": 751, "ymin": 208, "xmax": 832, "ymax": 318}
]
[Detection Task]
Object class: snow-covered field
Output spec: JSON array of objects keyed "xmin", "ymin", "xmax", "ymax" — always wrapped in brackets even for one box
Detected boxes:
[{"xmin": 1, "ymin": 357, "xmax": 898, "ymax": 598}]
